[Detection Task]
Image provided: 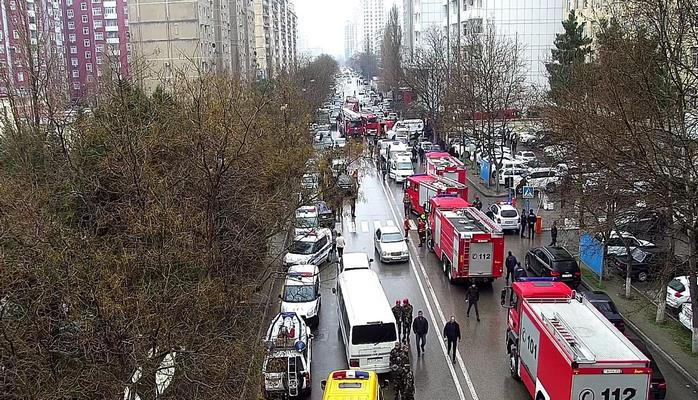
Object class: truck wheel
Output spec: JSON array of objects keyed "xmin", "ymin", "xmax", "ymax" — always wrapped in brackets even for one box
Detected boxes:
[
  {"xmin": 442, "ymin": 259, "xmax": 447, "ymax": 275},
  {"xmin": 509, "ymin": 345, "xmax": 521, "ymax": 381},
  {"xmin": 427, "ymin": 238, "xmax": 434, "ymax": 252},
  {"xmin": 447, "ymin": 263, "xmax": 455, "ymax": 284}
]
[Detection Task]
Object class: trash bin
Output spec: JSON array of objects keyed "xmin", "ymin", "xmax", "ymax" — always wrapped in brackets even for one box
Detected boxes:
[{"xmin": 535, "ymin": 216, "xmax": 543, "ymax": 234}]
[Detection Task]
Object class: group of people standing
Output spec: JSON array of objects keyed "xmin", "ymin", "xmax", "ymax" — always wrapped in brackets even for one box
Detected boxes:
[{"xmin": 390, "ymin": 299, "xmax": 418, "ymax": 400}]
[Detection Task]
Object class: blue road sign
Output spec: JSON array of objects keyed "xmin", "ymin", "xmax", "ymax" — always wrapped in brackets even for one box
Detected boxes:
[{"xmin": 522, "ymin": 186, "xmax": 534, "ymax": 199}]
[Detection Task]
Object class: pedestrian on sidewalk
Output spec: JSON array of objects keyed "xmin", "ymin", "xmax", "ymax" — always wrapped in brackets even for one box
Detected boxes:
[
  {"xmin": 404, "ymin": 217, "xmax": 411, "ymax": 237},
  {"xmin": 403, "ymin": 192, "xmax": 411, "ymax": 216},
  {"xmin": 465, "ymin": 284, "xmax": 480, "ymax": 321},
  {"xmin": 473, "ymin": 196, "xmax": 482, "ymax": 210},
  {"xmin": 411, "ymin": 145, "xmax": 418, "ymax": 164},
  {"xmin": 514, "ymin": 261, "xmax": 528, "ymax": 281},
  {"xmin": 527, "ymin": 210, "xmax": 536, "ymax": 239},
  {"xmin": 392, "ymin": 300, "xmax": 404, "ymax": 341},
  {"xmin": 520, "ymin": 209, "xmax": 528, "ymax": 238},
  {"xmin": 418, "ymin": 146, "xmax": 426, "ymax": 164},
  {"xmin": 417, "ymin": 218, "xmax": 426, "ymax": 247},
  {"xmin": 402, "ymin": 299, "xmax": 413, "ymax": 340},
  {"xmin": 350, "ymin": 195, "xmax": 357, "ymax": 219},
  {"xmin": 505, "ymin": 251, "xmax": 518, "ymax": 283},
  {"xmin": 550, "ymin": 221, "xmax": 558, "ymax": 246},
  {"xmin": 335, "ymin": 232, "xmax": 345, "ymax": 260},
  {"xmin": 443, "ymin": 316, "xmax": 461, "ymax": 363},
  {"xmin": 412, "ymin": 310, "xmax": 428, "ymax": 356}
]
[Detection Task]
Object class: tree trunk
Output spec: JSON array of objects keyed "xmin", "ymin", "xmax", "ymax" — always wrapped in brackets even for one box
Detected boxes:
[
  {"xmin": 688, "ymin": 228, "xmax": 698, "ymax": 353},
  {"xmin": 655, "ymin": 278, "xmax": 667, "ymax": 324},
  {"xmin": 656, "ymin": 223, "xmax": 675, "ymax": 324}
]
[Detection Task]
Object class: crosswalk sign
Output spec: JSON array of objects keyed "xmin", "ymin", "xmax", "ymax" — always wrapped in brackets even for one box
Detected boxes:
[{"xmin": 522, "ymin": 186, "xmax": 534, "ymax": 199}]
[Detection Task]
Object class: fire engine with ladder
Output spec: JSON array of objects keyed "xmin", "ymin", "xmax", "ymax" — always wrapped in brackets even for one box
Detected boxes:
[
  {"xmin": 501, "ymin": 279, "xmax": 652, "ymax": 400},
  {"xmin": 425, "ymin": 152, "xmax": 468, "ymax": 184},
  {"xmin": 404, "ymin": 174, "xmax": 469, "ymax": 216},
  {"xmin": 262, "ymin": 312, "xmax": 313, "ymax": 399},
  {"xmin": 426, "ymin": 195, "xmax": 504, "ymax": 284}
]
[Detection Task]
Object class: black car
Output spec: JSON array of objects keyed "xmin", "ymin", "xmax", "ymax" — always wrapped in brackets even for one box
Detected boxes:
[
  {"xmin": 626, "ymin": 336, "xmax": 667, "ymax": 399},
  {"xmin": 525, "ymin": 246, "xmax": 581, "ymax": 289},
  {"xmin": 611, "ymin": 247, "xmax": 667, "ymax": 282},
  {"xmin": 584, "ymin": 291, "xmax": 625, "ymax": 332}
]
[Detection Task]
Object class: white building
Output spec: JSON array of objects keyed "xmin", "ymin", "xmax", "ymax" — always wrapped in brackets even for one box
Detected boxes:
[
  {"xmin": 444, "ymin": 0, "xmax": 565, "ymax": 88},
  {"xmin": 344, "ymin": 20, "xmax": 357, "ymax": 60},
  {"xmin": 403, "ymin": 0, "xmax": 445, "ymax": 58},
  {"xmin": 360, "ymin": 0, "xmax": 385, "ymax": 55}
]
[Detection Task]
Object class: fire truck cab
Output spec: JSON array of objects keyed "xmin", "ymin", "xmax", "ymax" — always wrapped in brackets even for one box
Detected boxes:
[
  {"xmin": 427, "ymin": 196, "xmax": 503, "ymax": 284},
  {"xmin": 404, "ymin": 174, "xmax": 468, "ymax": 216},
  {"xmin": 361, "ymin": 113, "xmax": 380, "ymax": 136},
  {"xmin": 425, "ymin": 152, "xmax": 468, "ymax": 184},
  {"xmin": 501, "ymin": 280, "xmax": 652, "ymax": 400},
  {"xmin": 342, "ymin": 108, "xmax": 364, "ymax": 138}
]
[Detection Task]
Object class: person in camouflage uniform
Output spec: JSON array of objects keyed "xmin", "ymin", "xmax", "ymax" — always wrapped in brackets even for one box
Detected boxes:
[
  {"xmin": 392, "ymin": 300, "xmax": 403, "ymax": 341},
  {"xmin": 401, "ymin": 299, "xmax": 413, "ymax": 340},
  {"xmin": 389, "ymin": 342, "xmax": 402, "ymax": 368},
  {"xmin": 391, "ymin": 363, "xmax": 405, "ymax": 400},
  {"xmin": 401, "ymin": 369, "xmax": 415, "ymax": 400}
]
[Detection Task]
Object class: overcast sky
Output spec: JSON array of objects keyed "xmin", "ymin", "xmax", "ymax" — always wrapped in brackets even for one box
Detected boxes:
[{"xmin": 294, "ymin": 0, "xmax": 399, "ymax": 59}]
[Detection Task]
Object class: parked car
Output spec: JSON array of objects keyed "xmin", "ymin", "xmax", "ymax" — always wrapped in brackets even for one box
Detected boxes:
[
  {"xmin": 625, "ymin": 336, "xmax": 667, "ymax": 399},
  {"xmin": 373, "ymin": 226, "xmax": 409, "ymax": 263},
  {"xmin": 665, "ymin": 276, "xmax": 691, "ymax": 310},
  {"xmin": 584, "ymin": 291, "xmax": 625, "ymax": 332},
  {"xmin": 514, "ymin": 151, "xmax": 537, "ymax": 163},
  {"xmin": 679, "ymin": 303, "xmax": 692, "ymax": 331},
  {"xmin": 524, "ymin": 246, "xmax": 581, "ymax": 289},
  {"xmin": 610, "ymin": 247, "xmax": 666, "ymax": 282},
  {"xmin": 488, "ymin": 203, "xmax": 520, "ymax": 233},
  {"xmin": 596, "ymin": 231, "xmax": 656, "ymax": 257},
  {"xmin": 517, "ymin": 167, "xmax": 561, "ymax": 193},
  {"xmin": 280, "ymin": 264, "xmax": 322, "ymax": 327},
  {"xmin": 615, "ymin": 210, "xmax": 668, "ymax": 242}
]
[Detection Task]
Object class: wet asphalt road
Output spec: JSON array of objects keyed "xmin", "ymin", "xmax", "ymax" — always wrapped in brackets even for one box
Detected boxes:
[{"xmin": 303, "ymin": 152, "xmax": 696, "ymax": 400}]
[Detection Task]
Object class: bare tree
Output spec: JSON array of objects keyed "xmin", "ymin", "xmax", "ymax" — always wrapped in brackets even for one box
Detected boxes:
[{"xmin": 381, "ymin": 5, "xmax": 402, "ymax": 93}]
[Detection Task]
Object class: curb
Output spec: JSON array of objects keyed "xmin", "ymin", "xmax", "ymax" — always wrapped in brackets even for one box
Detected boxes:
[{"xmin": 580, "ymin": 278, "xmax": 698, "ymax": 389}]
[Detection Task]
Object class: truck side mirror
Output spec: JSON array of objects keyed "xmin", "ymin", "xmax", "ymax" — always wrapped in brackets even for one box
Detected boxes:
[
  {"xmin": 321, "ymin": 380, "xmax": 327, "ymax": 390},
  {"xmin": 500, "ymin": 287, "xmax": 514, "ymax": 309}
]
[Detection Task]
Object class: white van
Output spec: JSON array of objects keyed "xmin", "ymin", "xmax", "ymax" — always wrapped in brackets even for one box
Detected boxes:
[
  {"xmin": 340, "ymin": 252, "xmax": 373, "ymax": 274},
  {"xmin": 334, "ymin": 269, "xmax": 398, "ymax": 373},
  {"xmin": 389, "ymin": 156, "xmax": 414, "ymax": 182},
  {"xmin": 280, "ymin": 264, "xmax": 321, "ymax": 327}
]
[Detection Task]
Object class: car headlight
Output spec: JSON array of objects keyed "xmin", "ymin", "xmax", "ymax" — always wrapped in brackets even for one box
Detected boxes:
[{"xmin": 381, "ymin": 251, "xmax": 388, "ymax": 256}]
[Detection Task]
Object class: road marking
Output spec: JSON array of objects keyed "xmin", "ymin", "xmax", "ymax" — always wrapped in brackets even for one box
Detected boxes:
[
  {"xmin": 345, "ymin": 219, "xmax": 356, "ymax": 233},
  {"xmin": 361, "ymin": 221, "xmax": 369, "ymax": 233},
  {"xmin": 378, "ymin": 175, "xmax": 478, "ymax": 400},
  {"xmin": 374, "ymin": 220, "xmax": 382, "ymax": 230},
  {"xmin": 385, "ymin": 220, "xmax": 394, "ymax": 226}
]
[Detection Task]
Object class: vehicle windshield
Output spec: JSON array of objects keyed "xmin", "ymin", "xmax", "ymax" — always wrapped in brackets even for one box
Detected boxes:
[
  {"xmin": 296, "ymin": 216, "xmax": 318, "ymax": 228},
  {"xmin": 290, "ymin": 240, "xmax": 317, "ymax": 255},
  {"xmin": 669, "ymin": 278, "xmax": 686, "ymax": 292},
  {"xmin": 381, "ymin": 232, "xmax": 404, "ymax": 243},
  {"xmin": 367, "ymin": 117, "xmax": 378, "ymax": 123},
  {"xmin": 348, "ymin": 121, "xmax": 362, "ymax": 127},
  {"xmin": 397, "ymin": 162, "xmax": 413, "ymax": 170},
  {"xmin": 283, "ymin": 285, "xmax": 317, "ymax": 303},
  {"xmin": 351, "ymin": 323, "xmax": 397, "ymax": 345},
  {"xmin": 501, "ymin": 210, "xmax": 518, "ymax": 217},
  {"xmin": 554, "ymin": 260, "xmax": 578, "ymax": 272},
  {"xmin": 592, "ymin": 300, "xmax": 618, "ymax": 314}
]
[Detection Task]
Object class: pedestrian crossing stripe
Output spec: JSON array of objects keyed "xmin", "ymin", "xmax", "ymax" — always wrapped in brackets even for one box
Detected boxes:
[
  {"xmin": 343, "ymin": 219, "xmax": 401, "ymax": 234},
  {"xmin": 361, "ymin": 221, "xmax": 369, "ymax": 233}
]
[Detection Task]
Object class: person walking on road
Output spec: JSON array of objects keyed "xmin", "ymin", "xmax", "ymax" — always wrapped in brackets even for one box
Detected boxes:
[
  {"xmin": 527, "ymin": 210, "xmax": 537, "ymax": 239},
  {"xmin": 520, "ymin": 209, "xmax": 528, "ymax": 238},
  {"xmin": 401, "ymin": 299, "xmax": 413, "ymax": 340},
  {"xmin": 550, "ymin": 221, "xmax": 558, "ymax": 246},
  {"xmin": 465, "ymin": 284, "xmax": 480, "ymax": 321},
  {"xmin": 389, "ymin": 344, "xmax": 405, "ymax": 400},
  {"xmin": 392, "ymin": 300, "xmax": 404, "ymax": 341},
  {"xmin": 412, "ymin": 310, "xmax": 428, "ymax": 357},
  {"xmin": 514, "ymin": 261, "xmax": 528, "ymax": 281},
  {"xmin": 473, "ymin": 196, "xmax": 482, "ymax": 211},
  {"xmin": 403, "ymin": 192, "xmax": 411, "ymax": 216},
  {"xmin": 418, "ymin": 146, "xmax": 426, "ymax": 165},
  {"xmin": 403, "ymin": 217, "xmax": 411, "ymax": 237},
  {"xmin": 402, "ymin": 369, "xmax": 415, "ymax": 400},
  {"xmin": 350, "ymin": 195, "xmax": 357, "ymax": 219},
  {"xmin": 335, "ymin": 232, "xmax": 345, "ymax": 261},
  {"xmin": 443, "ymin": 316, "xmax": 461, "ymax": 363},
  {"xmin": 505, "ymin": 251, "xmax": 518, "ymax": 283},
  {"xmin": 417, "ymin": 218, "xmax": 426, "ymax": 247}
]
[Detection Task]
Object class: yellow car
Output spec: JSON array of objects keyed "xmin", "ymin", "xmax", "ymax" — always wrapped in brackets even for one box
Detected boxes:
[{"xmin": 320, "ymin": 370, "xmax": 383, "ymax": 400}]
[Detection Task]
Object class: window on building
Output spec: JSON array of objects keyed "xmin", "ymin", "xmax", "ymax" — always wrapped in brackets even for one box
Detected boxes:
[
  {"xmin": 69, "ymin": 34, "xmax": 76, "ymax": 42},
  {"xmin": 96, "ymin": 56, "xmax": 103, "ymax": 64},
  {"xmin": 67, "ymin": 9, "xmax": 74, "ymax": 18},
  {"xmin": 92, "ymin": 8, "xmax": 101, "ymax": 15},
  {"xmin": 83, "ymin": 27, "xmax": 89, "ymax": 35},
  {"xmin": 84, "ymin": 39, "xmax": 90, "ymax": 47},
  {"xmin": 70, "ymin": 46, "xmax": 77, "ymax": 54},
  {"xmin": 68, "ymin": 21, "xmax": 75, "ymax": 30},
  {"xmin": 71, "ymin": 58, "xmax": 79, "ymax": 66},
  {"xmin": 73, "ymin": 81, "xmax": 80, "ymax": 89},
  {"xmin": 106, "ymin": 31, "xmax": 118, "ymax": 39},
  {"xmin": 96, "ymin": 44, "xmax": 104, "ymax": 52},
  {"xmin": 67, "ymin": 0, "xmax": 73, "ymax": 5},
  {"xmin": 13, "ymin": 30, "xmax": 19, "ymax": 39},
  {"xmin": 17, "ymin": 71, "xmax": 24, "ymax": 82},
  {"xmin": 94, "ymin": 19, "xmax": 103, "ymax": 28},
  {"xmin": 80, "ymin": 2, "xmax": 87, "ymax": 10},
  {"xmin": 72, "ymin": 70, "xmax": 79, "ymax": 78},
  {"xmin": 82, "ymin": 15, "xmax": 88, "ymax": 23},
  {"xmin": 104, "ymin": 6, "xmax": 116, "ymax": 14},
  {"xmin": 9, "ymin": 0, "xmax": 16, "ymax": 10},
  {"xmin": 92, "ymin": 0, "xmax": 100, "ymax": 3},
  {"xmin": 95, "ymin": 32, "xmax": 103, "ymax": 40},
  {"xmin": 85, "ymin": 51, "xmax": 92, "ymax": 59},
  {"xmin": 86, "ymin": 63, "xmax": 93, "ymax": 72},
  {"xmin": 105, "ymin": 19, "xmax": 117, "ymax": 27}
]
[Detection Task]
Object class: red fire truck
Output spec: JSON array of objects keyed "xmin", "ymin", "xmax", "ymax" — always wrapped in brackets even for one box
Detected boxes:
[
  {"xmin": 344, "ymin": 97, "xmax": 360, "ymax": 112},
  {"xmin": 502, "ymin": 280, "xmax": 652, "ymax": 400},
  {"xmin": 404, "ymin": 174, "xmax": 468, "ymax": 216},
  {"xmin": 426, "ymin": 196, "xmax": 503, "ymax": 284},
  {"xmin": 342, "ymin": 108, "xmax": 364, "ymax": 138},
  {"xmin": 361, "ymin": 112, "xmax": 381, "ymax": 136},
  {"xmin": 425, "ymin": 152, "xmax": 468, "ymax": 184}
]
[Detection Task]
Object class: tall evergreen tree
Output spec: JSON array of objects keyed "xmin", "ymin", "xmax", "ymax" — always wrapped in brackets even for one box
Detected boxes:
[{"xmin": 546, "ymin": 10, "xmax": 592, "ymax": 100}]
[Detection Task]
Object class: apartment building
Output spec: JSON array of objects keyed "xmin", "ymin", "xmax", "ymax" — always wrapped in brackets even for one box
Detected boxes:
[
  {"xmin": 63, "ymin": 0, "xmax": 129, "ymax": 98},
  {"xmin": 360, "ymin": 0, "xmax": 384, "ymax": 56},
  {"xmin": 444, "ymin": 0, "xmax": 564, "ymax": 88},
  {"xmin": 231, "ymin": 0, "xmax": 256, "ymax": 79},
  {"xmin": 253, "ymin": 0, "xmax": 297, "ymax": 80},
  {"xmin": 344, "ymin": 20, "xmax": 357, "ymax": 61},
  {"xmin": 403, "ymin": 0, "xmax": 445, "ymax": 59}
]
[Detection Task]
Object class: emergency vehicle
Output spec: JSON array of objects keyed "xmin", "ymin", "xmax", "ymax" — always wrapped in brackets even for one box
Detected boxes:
[
  {"xmin": 425, "ymin": 152, "xmax": 468, "ymax": 184},
  {"xmin": 262, "ymin": 312, "xmax": 313, "ymax": 399},
  {"xmin": 501, "ymin": 279, "xmax": 652, "ymax": 400},
  {"xmin": 344, "ymin": 97, "xmax": 360, "ymax": 112},
  {"xmin": 280, "ymin": 264, "xmax": 321, "ymax": 328},
  {"xmin": 426, "ymin": 196, "xmax": 504, "ymax": 284},
  {"xmin": 320, "ymin": 370, "xmax": 382, "ymax": 400},
  {"xmin": 404, "ymin": 174, "xmax": 469, "ymax": 216},
  {"xmin": 361, "ymin": 113, "xmax": 381, "ymax": 136},
  {"xmin": 341, "ymin": 108, "xmax": 364, "ymax": 138}
]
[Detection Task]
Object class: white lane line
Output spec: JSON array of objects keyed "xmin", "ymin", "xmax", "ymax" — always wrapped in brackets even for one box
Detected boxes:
[
  {"xmin": 385, "ymin": 220, "xmax": 394, "ymax": 226},
  {"xmin": 361, "ymin": 221, "xmax": 369, "ymax": 233},
  {"xmin": 378, "ymin": 177, "xmax": 477, "ymax": 400}
]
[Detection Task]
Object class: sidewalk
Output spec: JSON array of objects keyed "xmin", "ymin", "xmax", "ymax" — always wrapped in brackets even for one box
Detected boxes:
[{"xmin": 582, "ymin": 271, "xmax": 698, "ymax": 389}]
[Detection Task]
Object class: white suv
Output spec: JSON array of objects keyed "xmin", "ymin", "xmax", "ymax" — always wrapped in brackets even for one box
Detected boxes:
[
  {"xmin": 488, "ymin": 203, "xmax": 520, "ymax": 232},
  {"xmin": 280, "ymin": 264, "xmax": 321, "ymax": 327},
  {"xmin": 666, "ymin": 276, "xmax": 691, "ymax": 310},
  {"xmin": 283, "ymin": 228, "xmax": 333, "ymax": 267}
]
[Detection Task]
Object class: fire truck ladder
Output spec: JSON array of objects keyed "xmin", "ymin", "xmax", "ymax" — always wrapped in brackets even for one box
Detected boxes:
[
  {"xmin": 287, "ymin": 356, "xmax": 299, "ymax": 397},
  {"xmin": 544, "ymin": 313, "xmax": 596, "ymax": 364}
]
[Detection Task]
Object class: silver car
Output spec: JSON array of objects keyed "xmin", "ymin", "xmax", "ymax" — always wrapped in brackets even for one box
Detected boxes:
[{"xmin": 374, "ymin": 226, "xmax": 409, "ymax": 263}]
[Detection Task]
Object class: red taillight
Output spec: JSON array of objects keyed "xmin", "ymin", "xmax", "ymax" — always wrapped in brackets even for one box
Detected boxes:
[
  {"xmin": 674, "ymin": 290, "xmax": 684, "ymax": 297},
  {"xmin": 304, "ymin": 372, "xmax": 311, "ymax": 385},
  {"xmin": 574, "ymin": 271, "xmax": 581, "ymax": 276},
  {"xmin": 349, "ymin": 358, "xmax": 359, "ymax": 368},
  {"xmin": 657, "ymin": 382, "xmax": 667, "ymax": 389},
  {"xmin": 551, "ymin": 271, "xmax": 561, "ymax": 277}
]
